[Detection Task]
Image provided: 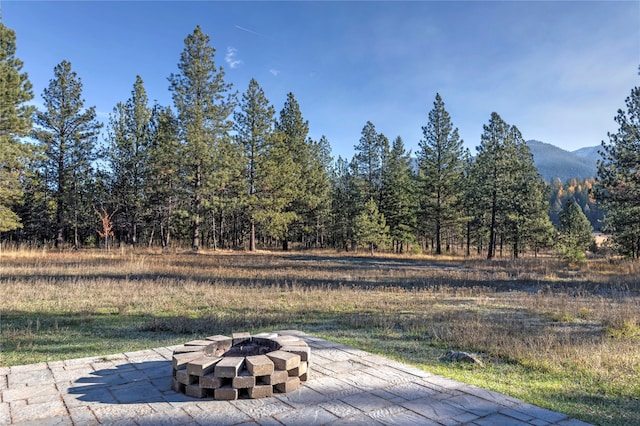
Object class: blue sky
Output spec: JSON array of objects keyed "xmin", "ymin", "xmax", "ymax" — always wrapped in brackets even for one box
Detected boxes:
[{"xmin": 3, "ymin": 1, "xmax": 639, "ymax": 160}]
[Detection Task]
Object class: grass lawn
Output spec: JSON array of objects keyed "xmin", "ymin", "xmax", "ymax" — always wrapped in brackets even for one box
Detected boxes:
[{"xmin": 1, "ymin": 249, "xmax": 638, "ymax": 425}]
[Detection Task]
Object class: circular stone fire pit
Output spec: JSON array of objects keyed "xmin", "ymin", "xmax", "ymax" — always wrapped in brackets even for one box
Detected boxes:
[{"xmin": 171, "ymin": 332, "xmax": 310, "ymax": 400}]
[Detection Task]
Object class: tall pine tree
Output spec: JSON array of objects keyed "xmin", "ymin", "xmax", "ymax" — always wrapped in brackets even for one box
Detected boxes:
[
  {"xmin": 354, "ymin": 121, "xmax": 386, "ymax": 204},
  {"xmin": 417, "ymin": 94, "xmax": 465, "ymax": 255},
  {"xmin": 595, "ymin": 78, "xmax": 640, "ymax": 258},
  {"xmin": 234, "ymin": 78, "xmax": 276, "ymax": 251},
  {"xmin": 146, "ymin": 105, "xmax": 182, "ymax": 250},
  {"xmin": 105, "ymin": 75, "xmax": 152, "ymax": 246},
  {"xmin": 169, "ymin": 26, "xmax": 235, "ymax": 252},
  {"xmin": 381, "ymin": 136, "xmax": 416, "ymax": 252},
  {"xmin": 275, "ymin": 92, "xmax": 307, "ymax": 250},
  {"xmin": 33, "ymin": 60, "xmax": 102, "ymax": 248},
  {"xmin": 0, "ymin": 22, "xmax": 34, "ymax": 235}
]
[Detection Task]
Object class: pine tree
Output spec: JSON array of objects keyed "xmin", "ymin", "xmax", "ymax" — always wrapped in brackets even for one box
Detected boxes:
[
  {"xmin": 381, "ymin": 136, "xmax": 416, "ymax": 252},
  {"xmin": 234, "ymin": 78, "xmax": 276, "ymax": 251},
  {"xmin": 275, "ymin": 92, "xmax": 307, "ymax": 250},
  {"xmin": 417, "ymin": 94, "xmax": 465, "ymax": 255},
  {"xmin": 303, "ymin": 135, "xmax": 332, "ymax": 248},
  {"xmin": 105, "ymin": 75, "xmax": 152, "ymax": 246},
  {"xmin": 470, "ymin": 113, "xmax": 551, "ymax": 258},
  {"xmin": 146, "ymin": 105, "xmax": 182, "ymax": 250},
  {"xmin": 253, "ymin": 130, "xmax": 299, "ymax": 246},
  {"xmin": 557, "ymin": 200, "xmax": 594, "ymax": 263},
  {"xmin": 354, "ymin": 121, "xmax": 386, "ymax": 204},
  {"xmin": 0, "ymin": 22, "xmax": 34, "ymax": 234},
  {"xmin": 169, "ymin": 26, "xmax": 236, "ymax": 252},
  {"xmin": 470, "ymin": 113, "xmax": 517, "ymax": 258},
  {"xmin": 354, "ymin": 198, "xmax": 390, "ymax": 255},
  {"xmin": 504, "ymin": 126, "xmax": 552, "ymax": 258},
  {"xmin": 329, "ymin": 156, "xmax": 359, "ymax": 251},
  {"xmin": 595, "ymin": 79, "xmax": 640, "ymax": 257},
  {"xmin": 33, "ymin": 60, "xmax": 102, "ymax": 248}
]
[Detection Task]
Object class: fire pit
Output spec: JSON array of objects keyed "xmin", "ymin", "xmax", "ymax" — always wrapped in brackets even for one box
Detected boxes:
[{"xmin": 171, "ymin": 332, "xmax": 310, "ymax": 400}]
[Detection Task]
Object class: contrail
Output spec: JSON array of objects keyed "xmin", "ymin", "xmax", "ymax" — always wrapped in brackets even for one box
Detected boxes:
[{"xmin": 235, "ymin": 25, "xmax": 266, "ymax": 38}]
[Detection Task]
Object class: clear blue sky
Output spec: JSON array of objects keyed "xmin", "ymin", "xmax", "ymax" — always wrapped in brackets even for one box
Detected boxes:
[{"xmin": 3, "ymin": 1, "xmax": 639, "ymax": 160}]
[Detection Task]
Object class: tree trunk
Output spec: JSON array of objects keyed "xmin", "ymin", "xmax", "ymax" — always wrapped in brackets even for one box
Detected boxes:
[
  {"xmin": 192, "ymin": 163, "xmax": 201, "ymax": 252},
  {"xmin": 250, "ymin": 220, "xmax": 256, "ymax": 251},
  {"xmin": 488, "ymin": 190, "xmax": 497, "ymax": 259}
]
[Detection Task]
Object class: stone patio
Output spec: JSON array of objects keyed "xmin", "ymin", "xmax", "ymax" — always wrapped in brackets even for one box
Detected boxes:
[{"xmin": 0, "ymin": 330, "xmax": 591, "ymax": 425}]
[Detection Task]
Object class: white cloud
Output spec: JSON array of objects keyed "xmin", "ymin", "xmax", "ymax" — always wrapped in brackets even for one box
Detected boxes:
[
  {"xmin": 269, "ymin": 68, "xmax": 280, "ymax": 76},
  {"xmin": 225, "ymin": 47, "xmax": 242, "ymax": 69}
]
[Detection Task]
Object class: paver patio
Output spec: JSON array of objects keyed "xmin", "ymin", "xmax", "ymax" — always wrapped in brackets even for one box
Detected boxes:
[{"xmin": 0, "ymin": 330, "xmax": 591, "ymax": 425}]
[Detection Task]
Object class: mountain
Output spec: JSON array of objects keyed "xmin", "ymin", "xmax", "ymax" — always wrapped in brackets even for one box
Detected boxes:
[
  {"xmin": 572, "ymin": 146, "xmax": 602, "ymax": 163},
  {"xmin": 526, "ymin": 140, "xmax": 598, "ymax": 183}
]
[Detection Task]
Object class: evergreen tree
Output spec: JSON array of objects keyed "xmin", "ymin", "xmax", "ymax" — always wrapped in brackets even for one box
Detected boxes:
[
  {"xmin": 557, "ymin": 200, "xmax": 594, "ymax": 263},
  {"xmin": 354, "ymin": 121, "xmax": 386, "ymax": 204},
  {"xmin": 105, "ymin": 75, "xmax": 152, "ymax": 246},
  {"xmin": 595, "ymin": 80, "xmax": 640, "ymax": 257},
  {"xmin": 234, "ymin": 78, "xmax": 276, "ymax": 251},
  {"xmin": 253, "ymin": 130, "xmax": 299, "ymax": 246},
  {"xmin": 169, "ymin": 26, "xmax": 236, "ymax": 252},
  {"xmin": 470, "ymin": 113, "xmax": 518, "ymax": 259},
  {"xmin": 504, "ymin": 126, "xmax": 551, "ymax": 258},
  {"xmin": 304, "ymin": 135, "xmax": 332, "ymax": 248},
  {"xmin": 0, "ymin": 22, "xmax": 34, "ymax": 234},
  {"xmin": 354, "ymin": 198, "xmax": 390, "ymax": 255},
  {"xmin": 329, "ymin": 156, "xmax": 359, "ymax": 251},
  {"xmin": 275, "ymin": 92, "xmax": 307, "ymax": 250},
  {"xmin": 146, "ymin": 105, "xmax": 182, "ymax": 250},
  {"xmin": 470, "ymin": 114, "xmax": 551, "ymax": 258},
  {"xmin": 381, "ymin": 136, "xmax": 416, "ymax": 252},
  {"xmin": 417, "ymin": 93, "xmax": 465, "ymax": 254},
  {"xmin": 33, "ymin": 60, "xmax": 102, "ymax": 248}
]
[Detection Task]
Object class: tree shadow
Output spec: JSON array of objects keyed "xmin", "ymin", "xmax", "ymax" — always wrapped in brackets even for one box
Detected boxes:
[{"xmin": 67, "ymin": 360, "xmax": 198, "ymax": 404}]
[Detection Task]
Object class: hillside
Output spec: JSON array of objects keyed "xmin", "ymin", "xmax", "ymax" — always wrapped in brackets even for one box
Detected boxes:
[{"xmin": 526, "ymin": 140, "xmax": 598, "ymax": 182}]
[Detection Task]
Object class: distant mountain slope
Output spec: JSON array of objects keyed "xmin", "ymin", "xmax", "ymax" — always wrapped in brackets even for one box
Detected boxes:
[
  {"xmin": 573, "ymin": 146, "xmax": 602, "ymax": 163},
  {"xmin": 526, "ymin": 140, "xmax": 598, "ymax": 182}
]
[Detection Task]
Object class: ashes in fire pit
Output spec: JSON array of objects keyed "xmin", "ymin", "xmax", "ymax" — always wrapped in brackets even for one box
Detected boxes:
[{"xmin": 171, "ymin": 332, "xmax": 310, "ymax": 400}]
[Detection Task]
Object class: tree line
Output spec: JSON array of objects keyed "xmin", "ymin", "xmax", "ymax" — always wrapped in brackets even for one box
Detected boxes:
[{"xmin": 2, "ymin": 24, "xmax": 639, "ymax": 258}]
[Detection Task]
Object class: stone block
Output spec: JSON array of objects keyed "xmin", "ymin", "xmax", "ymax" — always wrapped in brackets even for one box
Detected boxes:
[
  {"xmin": 300, "ymin": 370, "xmax": 310, "ymax": 382},
  {"xmin": 267, "ymin": 350, "xmax": 300, "ymax": 371},
  {"xmin": 186, "ymin": 356, "xmax": 220, "ymax": 376},
  {"xmin": 253, "ymin": 332, "xmax": 278, "ymax": 339},
  {"xmin": 245, "ymin": 355, "xmax": 274, "ymax": 376},
  {"xmin": 275, "ymin": 376, "xmax": 301, "ymax": 393},
  {"xmin": 172, "ymin": 345, "xmax": 207, "ymax": 354},
  {"xmin": 199, "ymin": 373, "xmax": 224, "ymax": 389},
  {"xmin": 171, "ymin": 377, "xmax": 185, "ymax": 393},
  {"xmin": 280, "ymin": 345, "xmax": 311, "ymax": 361},
  {"xmin": 249, "ymin": 384, "xmax": 274, "ymax": 399},
  {"xmin": 273, "ymin": 336, "xmax": 303, "ymax": 346},
  {"xmin": 214, "ymin": 385, "xmax": 238, "ymax": 400},
  {"xmin": 289, "ymin": 361, "xmax": 308, "ymax": 377},
  {"xmin": 172, "ymin": 352, "xmax": 202, "ymax": 370},
  {"xmin": 232, "ymin": 331, "xmax": 251, "ymax": 345},
  {"xmin": 204, "ymin": 335, "xmax": 233, "ymax": 356},
  {"xmin": 214, "ymin": 357, "xmax": 244, "ymax": 378},
  {"xmin": 262, "ymin": 370, "xmax": 288, "ymax": 385},
  {"xmin": 185, "ymin": 384, "xmax": 208, "ymax": 398},
  {"xmin": 175, "ymin": 369, "xmax": 198, "ymax": 386},
  {"xmin": 233, "ymin": 371, "xmax": 256, "ymax": 389},
  {"xmin": 184, "ymin": 339, "xmax": 211, "ymax": 346},
  {"xmin": 278, "ymin": 338, "xmax": 308, "ymax": 347}
]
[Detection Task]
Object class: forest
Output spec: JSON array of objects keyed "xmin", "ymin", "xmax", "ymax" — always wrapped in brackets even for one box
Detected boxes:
[{"xmin": 2, "ymin": 24, "xmax": 639, "ymax": 259}]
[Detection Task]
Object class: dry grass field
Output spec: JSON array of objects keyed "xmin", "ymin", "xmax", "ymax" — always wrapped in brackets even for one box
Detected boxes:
[{"xmin": 1, "ymin": 248, "xmax": 638, "ymax": 425}]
